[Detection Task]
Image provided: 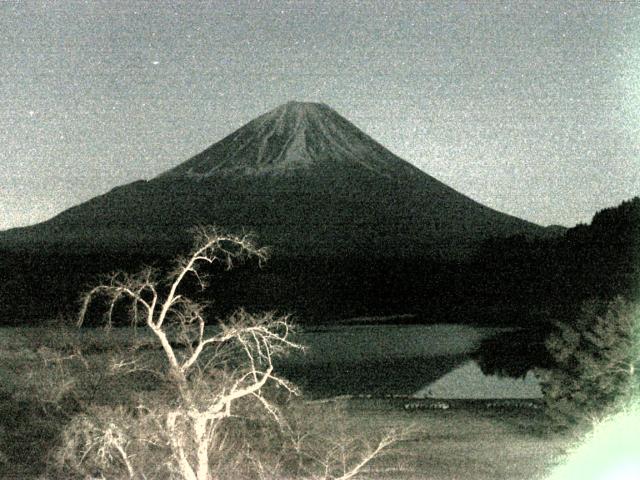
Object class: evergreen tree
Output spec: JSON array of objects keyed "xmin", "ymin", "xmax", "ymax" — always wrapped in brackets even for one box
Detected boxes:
[{"xmin": 537, "ymin": 296, "xmax": 640, "ymax": 430}]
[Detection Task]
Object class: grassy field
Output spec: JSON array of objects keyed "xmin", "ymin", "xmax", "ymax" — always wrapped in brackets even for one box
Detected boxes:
[
  {"xmin": 334, "ymin": 398, "xmax": 572, "ymax": 480},
  {"xmin": 0, "ymin": 326, "xmax": 573, "ymax": 479}
]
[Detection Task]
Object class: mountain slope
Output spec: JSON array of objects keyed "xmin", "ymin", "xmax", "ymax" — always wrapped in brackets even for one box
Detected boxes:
[{"xmin": 0, "ymin": 101, "xmax": 546, "ymax": 258}]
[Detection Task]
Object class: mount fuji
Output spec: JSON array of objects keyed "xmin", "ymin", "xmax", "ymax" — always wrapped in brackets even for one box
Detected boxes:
[
  {"xmin": 0, "ymin": 101, "xmax": 548, "ymax": 258},
  {"xmin": 0, "ymin": 101, "xmax": 562, "ymax": 323}
]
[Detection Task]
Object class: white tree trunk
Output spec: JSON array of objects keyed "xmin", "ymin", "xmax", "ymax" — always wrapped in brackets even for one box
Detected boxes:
[
  {"xmin": 194, "ymin": 416, "xmax": 210, "ymax": 480},
  {"xmin": 167, "ymin": 412, "xmax": 198, "ymax": 480}
]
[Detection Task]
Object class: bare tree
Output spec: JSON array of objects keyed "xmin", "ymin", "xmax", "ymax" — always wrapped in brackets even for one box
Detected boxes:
[
  {"xmin": 59, "ymin": 227, "xmax": 403, "ymax": 479},
  {"xmin": 72, "ymin": 227, "xmax": 302, "ymax": 479},
  {"xmin": 281, "ymin": 400, "xmax": 410, "ymax": 480}
]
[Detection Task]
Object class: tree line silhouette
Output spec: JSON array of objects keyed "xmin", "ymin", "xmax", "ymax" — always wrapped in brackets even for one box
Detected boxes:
[
  {"xmin": 1, "ymin": 197, "xmax": 637, "ymax": 352},
  {"xmin": 473, "ymin": 196, "xmax": 639, "ymax": 376}
]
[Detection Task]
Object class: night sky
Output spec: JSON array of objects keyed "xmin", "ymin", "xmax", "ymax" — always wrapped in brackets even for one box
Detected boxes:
[{"xmin": 1, "ymin": 1, "xmax": 638, "ymax": 230}]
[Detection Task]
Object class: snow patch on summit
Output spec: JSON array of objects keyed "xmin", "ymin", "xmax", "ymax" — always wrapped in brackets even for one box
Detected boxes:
[
  {"xmin": 253, "ymin": 102, "xmax": 313, "ymax": 171},
  {"xmin": 159, "ymin": 101, "xmax": 418, "ymax": 179}
]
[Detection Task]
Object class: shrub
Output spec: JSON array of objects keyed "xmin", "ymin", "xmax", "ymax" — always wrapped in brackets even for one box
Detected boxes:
[{"xmin": 537, "ymin": 296, "xmax": 640, "ymax": 430}]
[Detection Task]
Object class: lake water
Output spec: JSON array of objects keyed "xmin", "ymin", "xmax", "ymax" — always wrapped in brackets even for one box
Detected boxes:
[
  {"xmin": 277, "ymin": 324, "xmax": 509, "ymax": 398},
  {"xmin": 289, "ymin": 324, "xmax": 502, "ymax": 363},
  {"xmin": 2, "ymin": 323, "xmax": 522, "ymax": 399}
]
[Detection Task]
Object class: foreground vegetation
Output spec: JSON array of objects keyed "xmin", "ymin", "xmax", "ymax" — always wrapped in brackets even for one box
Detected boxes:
[
  {"xmin": 0, "ymin": 326, "xmax": 573, "ymax": 480},
  {"xmin": 1, "ymin": 221, "xmax": 637, "ymax": 479},
  {"xmin": 537, "ymin": 296, "xmax": 640, "ymax": 430},
  {"xmin": 2, "ymin": 295, "xmax": 635, "ymax": 479}
]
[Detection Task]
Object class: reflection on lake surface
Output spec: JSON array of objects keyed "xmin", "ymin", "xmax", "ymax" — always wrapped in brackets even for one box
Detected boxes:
[
  {"xmin": 2, "ymin": 323, "xmax": 516, "ymax": 399},
  {"xmin": 277, "ymin": 324, "xmax": 509, "ymax": 398}
]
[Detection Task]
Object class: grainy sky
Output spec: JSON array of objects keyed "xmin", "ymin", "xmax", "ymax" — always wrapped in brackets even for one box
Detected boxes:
[{"xmin": 1, "ymin": 0, "xmax": 639, "ymax": 230}]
